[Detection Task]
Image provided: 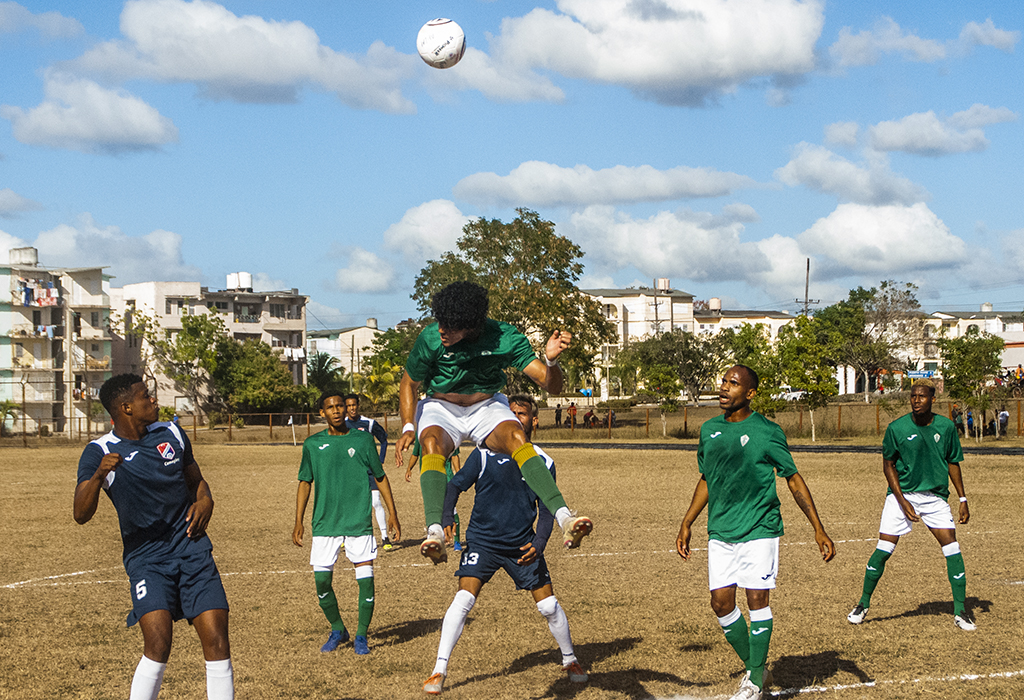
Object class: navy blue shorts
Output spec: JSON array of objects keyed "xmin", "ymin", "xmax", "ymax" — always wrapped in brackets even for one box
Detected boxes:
[
  {"xmin": 124, "ymin": 549, "xmax": 229, "ymax": 627},
  {"xmin": 455, "ymin": 542, "xmax": 551, "ymax": 591}
]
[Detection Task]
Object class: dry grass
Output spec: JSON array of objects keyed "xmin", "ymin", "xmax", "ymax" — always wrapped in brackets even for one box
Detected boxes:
[{"xmin": 1, "ymin": 443, "xmax": 1022, "ymax": 699}]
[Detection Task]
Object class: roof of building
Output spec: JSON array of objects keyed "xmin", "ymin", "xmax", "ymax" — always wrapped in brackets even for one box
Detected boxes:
[
  {"xmin": 308, "ymin": 325, "xmax": 380, "ymax": 338},
  {"xmin": 694, "ymin": 309, "xmax": 795, "ymax": 320},
  {"xmin": 582, "ymin": 287, "xmax": 694, "ymax": 299}
]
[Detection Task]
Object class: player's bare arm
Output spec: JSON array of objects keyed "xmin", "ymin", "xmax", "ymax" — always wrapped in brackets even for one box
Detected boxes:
[
  {"xmin": 293, "ymin": 480, "xmax": 312, "ymax": 547},
  {"xmin": 375, "ymin": 475, "xmax": 402, "ymax": 542},
  {"xmin": 395, "ymin": 371, "xmax": 421, "ymax": 466},
  {"xmin": 450, "ymin": 452, "xmax": 461, "ymax": 474},
  {"xmin": 73, "ymin": 452, "xmax": 122, "ymax": 524},
  {"xmin": 785, "ymin": 472, "xmax": 836, "ymax": 562},
  {"xmin": 949, "ymin": 462, "xmax": 970, "ymax": 524},
  {"xmin": 676, "ymin": 477, "xmax": 709, "ymax": 560},
  {"xmin": 521, "ymin": 331, "xmax": 571, "ymax": 394},
  {"xmin": 183, "ymin": 460, "xmax": 214, "ymax": 539},
  {"xmin": 883, "ymin": 458, "xmax": 920, "ymax": 522}
]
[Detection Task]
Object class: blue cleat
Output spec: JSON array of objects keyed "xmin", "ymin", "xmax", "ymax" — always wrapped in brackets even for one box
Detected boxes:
[
  {"xmin": 354, "ymin": 635, "xmax": 370, "ymax": 655},
  {"xmin": 321, "ymin": 629, "xmax": 349, "ymax": 653},
  {"xmin": 453, "ymin": 541, "xmax": 462, "ymax": 552}
]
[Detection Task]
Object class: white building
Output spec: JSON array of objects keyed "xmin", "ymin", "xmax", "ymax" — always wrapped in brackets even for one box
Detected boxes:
[{"xmin": 307, "ymin": 319, "xmax": 382, "ymax": 377}]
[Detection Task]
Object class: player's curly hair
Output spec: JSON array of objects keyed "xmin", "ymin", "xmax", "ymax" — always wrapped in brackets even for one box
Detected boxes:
[
  {"xmin": 318, "ymin": 387, "xmax": 347, "ymax": 410},
  {"xmin": 431, "ymin": 281, "xmax": 488, "ymax": 331},
  {"xmin": 100, "ymin": 373, "xmax": 145, "ymax": 416}
]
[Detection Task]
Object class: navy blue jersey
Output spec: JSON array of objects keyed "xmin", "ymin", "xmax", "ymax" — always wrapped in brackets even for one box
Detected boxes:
[
  {"xmin": 77, "ymin": 422, "xmax": 212, "ymax": 569},
  {"xmin": 443, "ymin": 446, "xmax": 555, "ymax": 555},
  {"xmin": 346, "ymin": 414, "xmax": 389, "ymax": 490}
]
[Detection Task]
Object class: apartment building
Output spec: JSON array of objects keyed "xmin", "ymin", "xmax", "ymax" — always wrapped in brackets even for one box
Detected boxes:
[{"xmin": 307, "ymin": 319, "xmax": 381, "ymax": 377}]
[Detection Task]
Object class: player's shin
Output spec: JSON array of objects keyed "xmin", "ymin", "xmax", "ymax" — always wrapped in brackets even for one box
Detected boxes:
[
  {"xmin": 943, "ymin": 542, "xmax": 967, "ymax": 616},
  {"xmin": 717, "ymin": 607, "xmax": 750, "ymax": 667},
  {"xmin": 747, "ymin": 607, "xmax": 773, "ymax": 689},
  {"xmin": 314, "ymin": 570, "xmax": 346, "ymax": 631},
  {"xmin": 420, "ymin": 455, "xmax": 448, "ymax": 528},
  {"xmin": 511, "ymin": 444, "xmax": 568, "ymax": 516},
  {"xmin": 205, "ymin": 658, "xmax": 234, "ymax": 700},
  {"xmin": 356, "ymin": 567, "xmax": 375, "ymax": 637},
  {"xmin": 129, "ymin": 655, "xmax": 166, "ymax": 700},
  {"xmin": 536, "ymin": 595, "xmax": 576, "ymax": 664},
  {"xmin": 434, "ymin": 589, "xmax": 476, "ymax": 676},
  {"xmin": 859, "ymin": 540, "xmax": 895, "ymax": 608}
]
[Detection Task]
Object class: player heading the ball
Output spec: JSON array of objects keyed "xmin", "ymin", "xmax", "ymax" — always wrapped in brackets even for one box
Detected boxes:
[{"xmin": 395, "ymin": 280, "xmax": 591, "ymax": 564}]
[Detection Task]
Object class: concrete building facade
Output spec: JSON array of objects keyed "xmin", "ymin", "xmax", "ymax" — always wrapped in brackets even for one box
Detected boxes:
[{"xmin": 307, "ymin": 319, "xmax": 381, "ymax": 378}]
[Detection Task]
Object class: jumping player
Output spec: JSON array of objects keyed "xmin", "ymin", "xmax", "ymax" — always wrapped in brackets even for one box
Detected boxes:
[
  {"xmin": 423, "ymin": 394, "xmax": 587, "ymax": 695},
  {"xmin": 405, "ymin": 436, "xmax": 463, "ymax": 551},
  {"xmin": 847, "ymin": 379, "xmax": 975, "ymax": 630},
  {"xmin": 677, "ymin": 365, "xmax": 835, "ymax": 700},
  {"xmin": 344, "ymin": 394, "xmax": 394, "ymax": 551},
  {"xmin": 293, "ymin": 391, "xmax": 401, "ymax": 655},
  {"xmin": 395, "ymin": 281, "xmax": 591, "ymax": 563},
  {"xmin": 74, "ymin": 374, "xmax": 234, "ymax": 700}
]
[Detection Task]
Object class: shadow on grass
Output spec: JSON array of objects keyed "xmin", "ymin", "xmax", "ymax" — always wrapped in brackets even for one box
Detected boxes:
[
  {"xmin": 770, "ymin": 650, "xmax": 872, "ymax": 692},
  {"xmin": 371, "ymin": 617, "xmax": 442, "ymax": 645},
  {"xmin": 869, "ymin": 595, "xmax": 992, "ymax": 623}
]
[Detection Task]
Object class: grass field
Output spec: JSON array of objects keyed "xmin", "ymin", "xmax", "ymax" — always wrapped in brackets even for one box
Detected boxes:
[{"xmin": 2, "ymin": 443, "xmax": 1023, "ymax": 699}]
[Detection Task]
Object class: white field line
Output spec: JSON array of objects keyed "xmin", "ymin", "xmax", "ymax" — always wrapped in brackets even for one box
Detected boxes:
[{"xmin": 768, "ymin": 669, "xmax": 1024, "ymax": 697}]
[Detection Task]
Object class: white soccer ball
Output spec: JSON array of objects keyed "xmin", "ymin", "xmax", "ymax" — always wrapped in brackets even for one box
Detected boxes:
[{"xmin": 416, "ymin": 18, "xmax": 466, "ymax": 69}]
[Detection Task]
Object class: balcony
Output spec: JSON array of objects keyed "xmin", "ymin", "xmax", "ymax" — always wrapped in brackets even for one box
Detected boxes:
[
  {"xmin": 11, "ymin": 357, "xmax": 58, "ymax": 370},
  {"xmin": 6, "ymin": 324, "xmax": 65, "ymax": 339},
  {"xmin": 70, "ymin": 354, "xmax": 111, "ymax": 371},
  {"xmin": 234, "ymin": 314, "xmax": 261, "ymax": 324}
]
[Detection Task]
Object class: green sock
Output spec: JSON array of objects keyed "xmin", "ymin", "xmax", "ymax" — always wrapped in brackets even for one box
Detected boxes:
[
  {"xmin": 747, "ymin": 611, "xmax": 773, "ymax": 689},
  {"xmin": 859, "ymin": 547, "xmax": 893, "ymax": 608},
  {"xmin": 946, "ymin": 552, "xmax": 967, "ymax": 616},
  {"xmin": 512, "ymin": 445, "xmax": 568, "ymax": 515},
  {"xmin": 454, "ymin": 512, "xmax": 461, "ymax": 543},
  {"xmin": 420, "ymin": 455, "xmax": 448, "ymax": 527},
  {"xmin": 719, "ymin": 612, "xmax": 750, "ymax": 667},
  {"xmin": 356, "ymin": 575, "xmax": 375, "ymax": 636},
  {"xmin": 314, "ymin": 571, "xmax": 346, "ymax": 632}
]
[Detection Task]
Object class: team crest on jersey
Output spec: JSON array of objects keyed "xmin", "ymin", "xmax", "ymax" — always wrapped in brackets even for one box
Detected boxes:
[
  {"xmin": 348, "ymin": 448, "xmax": 356, "ymax": 457},
  {"xmin": 740, "ymin": 435, "xmax": 749, "ymax": 446},
  {"xmin": 156, "ymin": 442, "xmax": 175, "ymax": 460},
  {"xmin": 934, "ymin": 433, "xmax": 941, "ymax": 443}
]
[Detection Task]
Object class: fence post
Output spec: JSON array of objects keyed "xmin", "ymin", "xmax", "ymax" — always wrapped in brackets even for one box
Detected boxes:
[
  {"xmin": 307, "ymin": 412, "xmax": 311, "ymax": 437},
  {"xmin": 193, "ymin": 414, "xmax": 197, "ymax": 441},
  {"xmin": 799, "ymin": 408, "xmax": 803, "ymax": 434},
  {"xmin": 683, "ymin": 407, "xmax": 688, "ymax": 438},
  {"xmin": 607, "ymin": 410, "xmax": 611, "ymax": 439},
  {"xmin": 876, "ymin": 404, "xmax": 881, "ymax": 435},
  {"xmin": 269, "ymin": 413, "xmax": 273, "ymax": 440},
  {"xmin": 22, "ymin": 381, "xmax": 27, "ymax": 448},
  {"xmin": 646, "ymin": 408, "xmax": 650, "ymax": 438},
  {"xmin": 1018, "ymin": 400, "xmax": 1021, "ymax": 437},
  {"xmin": 227, "ymin": 412, "xmax": 232, "ymax": 442},
  {"xmin": 837, "ymin": 405, "xmax": 842, "ymax": 439}
]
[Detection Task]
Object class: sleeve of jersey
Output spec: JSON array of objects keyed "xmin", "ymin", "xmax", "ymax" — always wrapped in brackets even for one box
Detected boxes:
[
  {"xmin": 180, "ymin": 430, "xmax": 195, "ymax": 467},
  {"xmin": 696, "ymin": 432, "xmax": 705, "ymax": 475},
  {"xmin": 77, "ymin": 443, "xmax": 104, "ymax": 484},
  {"xmin": 297, "ymin": 443, "xmax": 313, "ymax": 482},
  {"xmin": 881, "ymin": 425, "xmax": 899, "ymax": 461},
  {"xmin": 768, "ymin": 425, "xmax": 798, "ymax": 478},
  {"xmin": 508, "ymin": 326, "xmax": 539, "ymax": 370},
  {"xmin": 364, "ymin": 434, "xmax": 386, "ymax": 480},
  {"xmin": 448, "ymin": 450, "xmax": 480, "ymax": 492},
  {"xmin": 371, "ymin": 421, "xmax": 388, "ymax": 462},
  {"xmin": 945, "ymin": 424, "xmax": 965, "ymax": 464},
  {"xmin": 404, "ymin": 331, "xmax": 433, "ymax": 382}
]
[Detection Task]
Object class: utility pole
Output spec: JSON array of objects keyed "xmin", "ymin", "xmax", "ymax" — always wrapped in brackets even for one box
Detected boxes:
[{"xmin": 794, "ymin": 258, "xmax": 819, "ymax": 316}]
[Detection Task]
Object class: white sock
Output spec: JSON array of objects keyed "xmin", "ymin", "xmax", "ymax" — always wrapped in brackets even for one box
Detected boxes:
[
  {"xmin": 536, "ymin": 595, "xmax": 576, "ymax": 665},
  {"xmin": 433, "ymin": 590, "xmax": 476, "ymax": 676},
  {"xmin": 554, "ymin": 507, "xmax": 573, "ymax": 530},
  {"xmin": 427, "ymin": 523, "xmax": 445, "ymax": 541},
  {"xmin": 129, "ymin": 656, "xmax": 166, "ymax": 700},
  {"xmin": 371, "ymin": 490, "xmax": 388, "ymax": 538},
  {"xmin": 205, "ymin": 658, "xmax": 234, "ymax": 700}
]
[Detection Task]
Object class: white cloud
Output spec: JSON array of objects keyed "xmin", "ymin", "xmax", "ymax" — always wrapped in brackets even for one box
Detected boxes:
[
  {"xmin": 946, "ymin": 103, "xmax": 1017, "ymax": 130},
  {"xmin": 959, "ymin": 19, "xmax": 1020, "ymax": 53},
  {"xmin": 31, "ymin": 213, "xmax": 201, "ymax": 283},
  {"xmin": 70, "ymin": 0, "xmax": 416, "ymax": 112},
  {"xmin": 775, "ymin": 143, "xmax": 928, "ymax": 205},
  {"xmin": 797, "ymin": 203, "xmax": 967, "ymax": 277},
  {"xmin": 481, "ymin": 0, "xmax": 824, "ymax": 106},
  {"xmin": 455, "ymin": 161, "xmax": 757, "ymax": 207},
  {"xmin": 0, "ymin": 188, "xmax": 43, "ymax": 218},
  {"xmin": 748, "ymin": 234, "xmax": 843, "ymax": 303},
  {"xmin": 335, "ymin": 248, "xmax": 396, "ymax": 293},
  {"xmin": 830, "ymin": 16, "xmax": 1019, "ymax": 67},
  {"xmin": 0, "ymin": 2, "xmax": 84, "ymax": 38},
  {"xmin": 824, "ymin": 121, "xmax": 859, "ymax": 147},
  {"xmin": 382, "ymin": 200, "xmax": 471, "ymax": 264},
  {"xmin": 1, "ymin": 228, "xmax": 30, "ymax": 259},
  {"xmin": 868, "ymin": 109, "xmax": 1006, "ymax": 156},
  {"xmin": 251, "ymin": 272, "xmax": 289, "ymax": 292},
  {"xmin": 426, "ymin": 47, "xmax": 565, "ymax": 103},
  {"xmin": 1, "ymin": 71, "xmax": 178, "ymax": 153}
]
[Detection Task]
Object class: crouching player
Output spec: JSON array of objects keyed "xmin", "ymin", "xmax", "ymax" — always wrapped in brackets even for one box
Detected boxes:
[
  {"xmin": 395, "ymin": 281, "xmax": 591, "ymax": 564},
  {"xmin": 422, "ymin": 395, "xmax": 587, "ymax": 694},
  {"xmin": 74, "ymin": 374, "xmax": 234, "ymax": 700}
]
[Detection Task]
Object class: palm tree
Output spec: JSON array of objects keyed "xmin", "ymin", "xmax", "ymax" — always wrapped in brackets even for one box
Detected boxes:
[
  {"xmin": 307, "ymin": 352, "xmax": 347, "ymax": 393},
  {"xmin": 0, "ymin": 400, "xmax": 20, "ymax": 437},
  {"xmin": 354, "ymin": 356, "xmax": 401, "ymax": 413}
]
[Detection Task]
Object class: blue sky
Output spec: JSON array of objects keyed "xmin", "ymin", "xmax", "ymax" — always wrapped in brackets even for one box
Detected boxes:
[{"xmin": 1, "ymin": 0, "xmax": 1022, "ymax": 330}]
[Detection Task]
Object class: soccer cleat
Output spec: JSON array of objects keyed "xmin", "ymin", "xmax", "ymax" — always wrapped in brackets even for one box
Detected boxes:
[
  {"xmin": 847, "ymin": 604, "xmax": 868, "ymax": 624},
  {"xmin": 564, "ymin": 661, "xmax": 588, "ymax": 683},
  {"xmin": 320, "ymin": 629, "xmax": 349, "ymax": 653},
  {"xmin": 382, "ymin": 539, "xmax": 393, "ymax": 552},
  {"xmin": 420, "ymin": 535, "xmax": 447, "ymax": 564},
  {"xmin": 422, "ymin": 672, "xmax": 445, "ymax": 695},
  {"xmin": 954, "ymin": 613, "xmax": 977, "ymax": 631},
  {"xmin": 453, "ymin": 541, "xmax": 462, "ymax": 553},
  {"xmin": 729, "ymin": 671, "xmax": 763, "ymax": 700},
  {"xmin": 354, "ymin": 635, "xmax": 370, "ymax": 655},
  {"xmin": 562, "ymin": 516, "xmax": 593, "ymax": 549}
]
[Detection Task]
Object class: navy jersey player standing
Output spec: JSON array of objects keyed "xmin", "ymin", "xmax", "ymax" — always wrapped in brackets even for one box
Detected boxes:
[{"xmin": 74, "ymin": 374, "xmax": 233, "ymax": 700}]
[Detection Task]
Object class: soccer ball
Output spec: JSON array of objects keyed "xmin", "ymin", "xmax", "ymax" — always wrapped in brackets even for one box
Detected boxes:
[{"xmin": 416, "ymin": 18, "xmax": 466, "ymax": 69}]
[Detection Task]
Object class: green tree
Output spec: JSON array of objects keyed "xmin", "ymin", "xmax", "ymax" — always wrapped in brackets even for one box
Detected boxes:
[
  {"xmin": 212, "ymin": 339, "xmax": 316, "ymax": 414},
  {"xmin": 938, "ymin": 327, "xmax": 1004, "ymax": 442},
  {"xmin": 366, "ymin": 322, "xmax": 427, "ymax": 371},
  {"xmin": 720, "ymin": 324, "xmax": 785, "ymax": 417},
  {"xmin": 412, "ymin": 209, "xmax": 616, "ymax": 392},
  {"xmin": 354, "ymin": 354, "xmax": 402, "ymax": 413},
  {"xmin": 778, "ymin": 315, "xmax": 839, "ymax": 442},
  {"xmin": 612, "ymin": 329, "xmax": 731, "ymax": 407},
  {"xmin": 307, "ymin": 351, "xmax": 348, "ymax": 393}
]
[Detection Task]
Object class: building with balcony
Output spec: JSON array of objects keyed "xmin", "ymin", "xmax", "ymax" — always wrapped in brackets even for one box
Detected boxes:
[
  {"xmin": 1, "ymin": 247, "xmax": 111, "ymax": 436},
  {"xmin": 307, "ymin": 319, "xmax": 382, "ymax": 378}
]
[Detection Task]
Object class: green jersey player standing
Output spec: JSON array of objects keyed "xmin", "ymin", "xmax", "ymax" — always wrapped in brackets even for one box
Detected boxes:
[
  {"xmin": 293, "ymin": 391, "xmax": 401, "ymax": 655},
  {"xmin": 677, "ymin": 365, "xmax": 835, "ymax": 700},
  {"xmin": 847, "ymin": 379, "xmax": 975, "ymax": 630}
]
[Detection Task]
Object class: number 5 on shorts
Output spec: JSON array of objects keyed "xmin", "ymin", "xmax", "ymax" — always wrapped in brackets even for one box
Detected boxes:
[{"xmin": 135, "ymin": 579, "xmax": 148, "ymax": 600}]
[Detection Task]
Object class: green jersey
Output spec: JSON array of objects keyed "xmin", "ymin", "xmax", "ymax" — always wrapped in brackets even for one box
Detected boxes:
[
  {"xmin": 882, "ymin": 413, "xmax": 963, "ymax": 499},
  {"xmin": 404, "ymin": 320, "xmax": 537, "ymax": 395},
  {"xmin": 298, "ymin": 429, "xmax": 385, "ymax": 537},
  {"xmin": 698, "ymin": 411, "xmax": 798, "ymax": 543},
  {"xmin": 412, "ymin": 436, "xmax": 460, "ymax": 479}
]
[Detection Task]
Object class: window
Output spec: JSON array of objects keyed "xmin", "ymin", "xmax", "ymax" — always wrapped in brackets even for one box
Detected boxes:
[
  {"xmin": 270, "ymin": 303, "xmax": 286, "ymax": 318},
  {"xmin": 91, "ymin": 311, "xmax": 100, "ymax": 327},
  {"xmin": 207, "ymin": 300, "xmax": 229, "ymax": 311},
  {"xmin": 165, "ymin": 298, "xmax": 184, "ymax": 315},
  {"xmin": 92, "ymin": 343, "xmax": 99, "ymax": 352}
]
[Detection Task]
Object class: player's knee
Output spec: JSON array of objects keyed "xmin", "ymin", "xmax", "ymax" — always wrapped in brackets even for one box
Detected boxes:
[
  {"xmin": 452, "ymin": 588, "xmax": 476, "ymax": 614},
  {"xmin": 535, "ymin": 595, "xmax": 559, "ymax": 618}
]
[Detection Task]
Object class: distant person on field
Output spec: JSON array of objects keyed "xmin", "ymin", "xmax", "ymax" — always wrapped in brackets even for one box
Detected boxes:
[
  {"xmin": 998, "ymin": 406, "xmax": 1009, "ymax": 438},
  {"xmin": 344, "ymin": 394, "xmax": 394, "ymax": 551},
  {"xmin": 846, "ymin": 379, "xmax": 975, "ymax": 631},
  {"xmin": 294, "ymin": 390, "xmax": 401, "ymax": 655},
  {"xmin": 74, "ymin": 374, "xmax": 234, "ymax": 700},
  {"xmin": 422, "ymin": 395, "xmax": 587, "ymax": 695},
  {"xmin": 554, "ymin": 403, "xmax": 562, "ymax": 428},
  {"xmin": 677, "ymin": 365, "xmax": 835, "ymax": 700}
]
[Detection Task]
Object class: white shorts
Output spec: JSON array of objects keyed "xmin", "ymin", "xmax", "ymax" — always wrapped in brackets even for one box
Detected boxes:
[
  {"xmin": 309, "ymin": 535, "xmax": 377, "ymax": 570},
  {"xmin": 879, "ymin": 492, "xmax": 956, "ymax": 536},
  {"xmin": 708, "ymin": 538, "xmax": 779, "ymax": 591},
  {"xmin": 416, "ymin": 394, "xmax": 517, "ymax": 448}
]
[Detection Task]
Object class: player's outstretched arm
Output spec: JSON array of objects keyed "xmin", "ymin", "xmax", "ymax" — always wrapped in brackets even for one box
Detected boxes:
[
  {"xmin": 183, "ymin": 460, "xmax": 215, "ymax": 539},
  {"xmin": 74, "ymin": 452, "xmax": 122, "ymax": 524},
  {"xmin": 883, "ymin": 458, "xmax": 920, "ymax": 522},
  {"xmin": 785, "ymin": 472, "xmax": 836, "ymax": 562},
  {"xmin": 522, "ymin": 330, "xmax": 572, "ymax": 394},
  {"xmin": 376, "ymin": 475, "xmax": 401, "ymax": 542},
  {"xmin": 677, "ymin": 477, "xmax": 709, "ymax": 560},
  {"xmin": 948, "ymin": 462, "xmax": 970, "ymax": 524},
  {"xmin": 395, "ymin": 371, "xmax": 420, "ymax": 467},
  {"xmin": 293, "ymin": 480, "xmax": 312, "ymax": 547}
]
